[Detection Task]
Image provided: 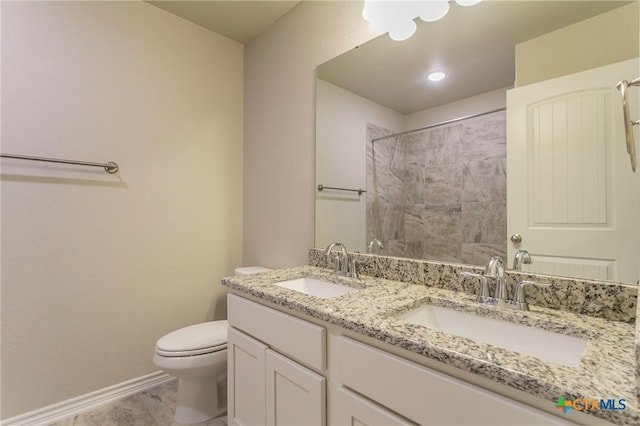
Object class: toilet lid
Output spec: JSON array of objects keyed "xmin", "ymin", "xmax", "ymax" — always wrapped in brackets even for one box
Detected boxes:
[{"xmin": 156, "ymin": 320, "xmax": 228, "ymax": 356}]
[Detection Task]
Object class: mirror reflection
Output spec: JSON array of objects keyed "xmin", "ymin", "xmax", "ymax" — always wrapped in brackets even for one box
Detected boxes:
[{"xmin": 315, "ymin": 1, "xmax": 639, "ymax": 284}]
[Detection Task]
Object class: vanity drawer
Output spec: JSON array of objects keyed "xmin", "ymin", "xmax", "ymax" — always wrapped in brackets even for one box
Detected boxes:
[
  {"xmin": 333, "ymin": 336, "xmax": 575, "ymax": 425},
  {"xmin": 227, "ymin": 294, "xmax": 326, "ymax": 371}
]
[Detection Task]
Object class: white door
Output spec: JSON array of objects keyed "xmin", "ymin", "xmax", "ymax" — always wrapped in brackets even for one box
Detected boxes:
[
  {"xmin": 228, "ymin": 327, "xmax": 268, "ymax": 426},
  {"xmin": 265, "ymin": 349, "xmax": 326, "ymax": 426},
  {"xmin": 507, "ymin": 58, "xmax": 640, "ymax": 283}
]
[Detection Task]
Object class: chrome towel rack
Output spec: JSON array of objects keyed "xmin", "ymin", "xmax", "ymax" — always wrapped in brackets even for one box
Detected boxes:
[
  {"xmin": 317, "ymin": 184, "xmax": 365, "ymax": 196},
  {"xmin": 0, "ymin": 153, "xmax": 119, "ymax": 174},
  {"xmin": 616, "ymin": 77, "xmax": 640, "ymax": 172}
]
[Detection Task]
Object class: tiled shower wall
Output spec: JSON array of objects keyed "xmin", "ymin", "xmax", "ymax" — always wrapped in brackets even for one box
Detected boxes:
[{"xmin": 366, "ymin": 110, "xmax": 506, "ymax": 265}]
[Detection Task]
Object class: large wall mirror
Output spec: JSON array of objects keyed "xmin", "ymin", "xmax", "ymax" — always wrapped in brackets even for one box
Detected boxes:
[{"xmin": 315, "ymin": 0, "xmax": 640, "ymax": 285}]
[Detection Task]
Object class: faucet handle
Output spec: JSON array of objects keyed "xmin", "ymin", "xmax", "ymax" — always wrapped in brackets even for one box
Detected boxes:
[
  {"xmin": 331, "ymin": 255, "xmax": 341, "ymax": 274},
  {"xmin": 349, "ymin": 257, "xmax": 360, "ymax": 279},
  {"xmin": 367, "ymin": 238, "xmax": 384, "ymax": 253},
  {"xmin": 484, "ymin": 256, "xmax": 505, "ymax": 277},
  {"xmin": 512, "ymin": 280, "xmax": 551, "ymax": 310},
  {"xmin": 513, "ymin": 250, "xmax": 532, "ymax": 270},
  {"xmin": 461, "ymin": 272, "xmax": 493, "ymax": 304}
]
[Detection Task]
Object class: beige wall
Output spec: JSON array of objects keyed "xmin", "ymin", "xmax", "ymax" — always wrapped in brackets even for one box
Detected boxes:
[
  {"xmin": 1, "ymin": 1, "xmax": 243, "ymax": 419},
  {"xmin": 516, "ymin": 2, "xmax": 639, "ymax": 86},
  {"xmin": 243, "ymin": 1, "xmax": 374, "ymax": 268}
]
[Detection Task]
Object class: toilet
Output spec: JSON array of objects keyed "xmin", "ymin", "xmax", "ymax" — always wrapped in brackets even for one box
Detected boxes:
[{"xmin": 153, "ymin": 266, "xmax": 271, "ymax": 424}]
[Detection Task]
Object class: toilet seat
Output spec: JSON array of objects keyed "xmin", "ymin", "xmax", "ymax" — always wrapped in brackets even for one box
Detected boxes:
[{"xmin": 156, "ymin": 320, "xmax": 228, "ymax": 357}]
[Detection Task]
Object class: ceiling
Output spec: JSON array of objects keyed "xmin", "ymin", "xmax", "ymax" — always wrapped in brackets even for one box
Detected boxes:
[
  {"xmin": 147, "ymin": 1, "xmax": 633, "ymax": 114},
  {"xmin": 317, "ymin": 1, "xmax": 633, "ymax": 115},
  {"xmin": 147, "ymin": 1, "xmax": 299, "ymax": 44}
]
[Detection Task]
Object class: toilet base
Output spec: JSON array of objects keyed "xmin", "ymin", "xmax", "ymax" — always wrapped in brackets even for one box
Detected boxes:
[{"xmin": 174, "ymin": 375, "xmax": 227, "ymax": 424}]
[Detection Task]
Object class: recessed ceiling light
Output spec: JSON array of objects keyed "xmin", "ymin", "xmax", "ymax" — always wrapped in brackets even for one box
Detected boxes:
[{"xmin": 427, "ymin": 71, "xmax": 446, "ymax": 82}]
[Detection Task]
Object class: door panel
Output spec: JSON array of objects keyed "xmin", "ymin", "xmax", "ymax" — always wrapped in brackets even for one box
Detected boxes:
[
  {"xmin": 265, "ymin": 349, "xmax": 326, "ymax": 426},
  {"xmin": 228, "ymin": 327, "xmax": 267, "ymax": 426},
  {"xmin": 507, "ymin": 59, "xmax": 640, "ymax": 283}
]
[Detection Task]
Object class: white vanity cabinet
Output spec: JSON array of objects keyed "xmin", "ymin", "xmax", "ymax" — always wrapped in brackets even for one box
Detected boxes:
[
  {"xmin": 227, "ymin": 294, "xmax": 326, "ymax": 426},
  {"xmin": 228, "ymin": 293, "xmax": 583, "ymax": 426},
  {"xmin": 331, "ymin": 336, "xmax": 576, "ymax": 426}
]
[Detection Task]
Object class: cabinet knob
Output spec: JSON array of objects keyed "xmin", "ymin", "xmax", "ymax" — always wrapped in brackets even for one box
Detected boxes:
[{"xmin": 510, "ymin": 234, "xmax": 523, "ymax": 244}]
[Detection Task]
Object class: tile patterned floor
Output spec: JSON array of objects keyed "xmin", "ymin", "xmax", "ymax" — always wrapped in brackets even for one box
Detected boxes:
[{"xmin": 51, "ymin": 379, "xmax": 227, "ymax": 426}]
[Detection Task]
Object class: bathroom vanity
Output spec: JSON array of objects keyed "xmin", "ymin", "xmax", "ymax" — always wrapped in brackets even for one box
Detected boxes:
[{"xmin": 222, "ymin": 260, "xmax": 638, "ymax": 425}]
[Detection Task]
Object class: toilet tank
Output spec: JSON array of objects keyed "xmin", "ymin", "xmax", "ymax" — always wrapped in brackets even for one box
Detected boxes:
[{"xmin": 234, "ymin": 266, "xmax": 271, "ymax": 275}]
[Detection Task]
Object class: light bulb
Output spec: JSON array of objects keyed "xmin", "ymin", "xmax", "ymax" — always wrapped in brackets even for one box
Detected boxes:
[
  {"xmin": 417, "ymin": 0, "xmax": 450, "ymax": 22},
  {"xmin": 362, "ymin": 0, "xmax": 482, "ymax": 42},
  {"xmin": 456, "ymin": 0, "xmax": 483, "ymax": 6},
  {"xmin": 389, "ymin": 20, "xmax": 417, "ymax": 41},
  {"xmin": 427, "ymin": 71, "xmax": 447, "ymax": 82}
]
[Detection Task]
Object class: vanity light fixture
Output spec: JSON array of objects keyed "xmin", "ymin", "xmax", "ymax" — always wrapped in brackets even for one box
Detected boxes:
[
  {"xmin": 362, "ymin": 0, "xmax": 482, "ymax": 41},
  {"xmin": 427, "ymin": 71, "xmax": 446, "ymax": 82}
]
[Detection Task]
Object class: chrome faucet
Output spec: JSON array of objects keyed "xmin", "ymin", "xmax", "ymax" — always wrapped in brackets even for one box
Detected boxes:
[
  {"xmin": 325, "ymin": 242, "xmax": 359, "ymax": 279},
  {"xmin": 485, "ymin": 256, "xmax": 507, "ymax": 301},
  {"xmin": 512, "ymin": 250, "xmax": 532, "ymax": 271},
  {"xmin": 512, "ymin": 280, "xmax": 551, "ymax": 310},
  {"xmin": 367, "ymin": 238, "xmax": 384, "ymax": 254},
  {"xmin": 462, "ymin": 255, "xmax": 550, "ymax": 310}
]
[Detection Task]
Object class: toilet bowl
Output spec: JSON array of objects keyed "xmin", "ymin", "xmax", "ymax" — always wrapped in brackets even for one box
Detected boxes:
[
  {"xmin": 154, "ymin": 321, "xmax": 228, "ymax": 423},
  {"xmin": 153, "ymin": 266, "xmax": 271, "ymax": 424}
]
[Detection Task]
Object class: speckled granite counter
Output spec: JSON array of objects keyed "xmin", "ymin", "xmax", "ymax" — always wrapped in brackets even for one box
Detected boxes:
[{"xmin": 222, "ymin": 265, "xmax": 639, "ymax": 425}]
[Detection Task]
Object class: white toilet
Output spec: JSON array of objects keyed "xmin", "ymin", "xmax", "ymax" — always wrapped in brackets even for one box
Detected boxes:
[{"xmin": 153, "ymin": 266, "xmax": 271, "ymax": 424}]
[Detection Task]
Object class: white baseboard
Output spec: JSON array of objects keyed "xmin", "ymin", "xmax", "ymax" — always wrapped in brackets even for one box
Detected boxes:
[{"xmin": 1, "ymin": 371, "xmax": 174, "ymax": 426}]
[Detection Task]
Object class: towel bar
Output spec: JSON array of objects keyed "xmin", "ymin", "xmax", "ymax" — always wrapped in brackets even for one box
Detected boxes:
[
  {"xmin": 317, "ymin": 184, "xmax": 365, "ymax": 196},
  {"xmin": 1, "ymin": 153, "xmax": 119, "ymax": 174},
  {"xmin": 616, "ymin": 77, "xmax": 640, "ymax": 172}
]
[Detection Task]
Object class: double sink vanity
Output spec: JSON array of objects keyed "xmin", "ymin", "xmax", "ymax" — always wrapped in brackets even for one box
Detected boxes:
[{"xmin": 222, "ymin": 249, "xmax": 639, "ymax": 425}]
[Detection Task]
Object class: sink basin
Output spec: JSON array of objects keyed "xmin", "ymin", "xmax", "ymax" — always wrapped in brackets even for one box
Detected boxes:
[
  {"xmin": 273, "ymin": 277, "xmax": 359, "ymax": 299},
  {"xmin": 397, "ymin": 304, "xmax": 587, "ymax": 367}
]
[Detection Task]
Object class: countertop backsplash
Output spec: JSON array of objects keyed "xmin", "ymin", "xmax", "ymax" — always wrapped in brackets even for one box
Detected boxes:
[{"xmin": 309, "ymin": 248, "xmax": 638, "ymax": 323}]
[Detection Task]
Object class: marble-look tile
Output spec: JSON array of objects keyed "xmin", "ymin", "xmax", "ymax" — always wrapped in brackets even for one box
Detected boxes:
[
  {"xmin": 403, "ymin": 204, "xmax": 460, "ymax": 241},
  {"xmin": 461, "ymin": 201, "xmax": 506, "ymax": 244},
  {"xmin": 136, "ymin": 380, "xmax": 179, "ymax": 425},
  {"xmin": 462, "ymin": 158, "xmax": 507, "ymax": 202},
  {"xmin": 367, "ymin": 161, "xmax": 402, "ymax": 204},
  {"xmin": 54, "ymin": 395, "xmax": 157, "ymax": 426},
  {"xmin": 461, "ymin": 242, "xmax": 507, "ymax": 266},
  {"xmin": 459, "ymin": 111, "xmax": 506, "ymax": 162},
  {"xmin": 425, "ymin": 125, "xmax": 462, "ymax": 166},
  {"xmin": 367, "ymin": 202, "xmax": 404, "ymax": 242},
  {"xmin": 404, "ymin": 204, "xmax": 462, "ymax": 262},
  {"xmin": 52, "ymin": 380, "xmax": 227, "ymax": 426},
  {"xmin": 424, "ymin": 163, "xmax": 462, "ymax": 204},
  {"xmin": 398, "ymin": 168, "xmax": 425, "ymax": 204},
  {"xmin": 391, "ymin": 132, "xmax": 426, "ymax": 170},
  {"xmin": 367, "ymin": 112, "xmax": 506, "ymax": 264},
  {"xmin": 386, "ymin": 240, "xmax": 412, "ymax": 258}
]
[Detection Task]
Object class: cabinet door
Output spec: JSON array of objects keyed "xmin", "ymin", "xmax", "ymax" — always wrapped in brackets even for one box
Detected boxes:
[
  {"xmin": 228, "ymin": 327, "xmax": 268, "ymax": 426},
  {"xmin": 266, "ymin": 349, "xmax": 326, "ymax": 426},
  {"xmin": 332, "ymin": 385, "xmax": 417, "ymax": 426},
  {"xmin": 333, "ymin": 336, "xmax": 576, "ymax": 425}
]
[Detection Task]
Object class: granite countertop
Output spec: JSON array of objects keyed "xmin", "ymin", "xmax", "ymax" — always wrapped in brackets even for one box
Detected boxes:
[{"xmin": 222, "ymin": 265, "xmax": 638, "ymax": 425}]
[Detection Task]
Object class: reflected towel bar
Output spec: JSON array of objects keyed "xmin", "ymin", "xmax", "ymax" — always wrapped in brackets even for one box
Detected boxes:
[
  {"xmin": 0, "ymin": 153, "xmax": 119, "ymax": 174},
  {"xmin": 317, "ymin": 184, "xmax": 365, "ymax": 196},
  {"xmin": 616, "ymin": 77, "xmax": 640, "ymax": 172}
]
